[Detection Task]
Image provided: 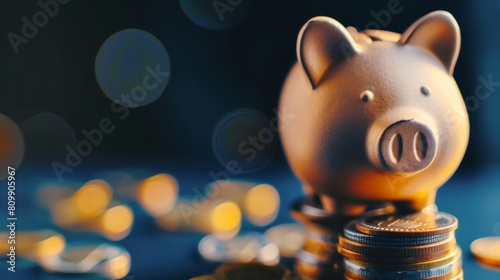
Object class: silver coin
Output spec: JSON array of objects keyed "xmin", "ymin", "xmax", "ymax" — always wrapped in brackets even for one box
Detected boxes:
[
  {"xmin": 39, "ymin": 242, "xmax": 131, "ymax": 280},
  {"xmin": 199, "ymin": 232, "xmax": 278, "ymax": 265}
]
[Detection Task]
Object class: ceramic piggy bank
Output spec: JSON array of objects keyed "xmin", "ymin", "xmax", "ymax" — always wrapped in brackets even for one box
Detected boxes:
[{"xmin": 279, "ymin": 11, "xmax": 469, "ymax": 214}]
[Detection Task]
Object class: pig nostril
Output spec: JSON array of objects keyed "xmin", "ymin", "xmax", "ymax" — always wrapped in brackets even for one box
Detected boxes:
[
  {"xmin": 389, "ymin": 133, "xmax": 403, "ymax": 164},
  {"xmin": 413, "ymin": 132, "xmax": 428, "ymax": 162}
]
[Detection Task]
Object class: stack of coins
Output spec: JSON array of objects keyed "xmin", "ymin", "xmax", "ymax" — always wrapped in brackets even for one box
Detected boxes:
[{"xmin": 338, "ymin": 211, "xmax": 463, "ymax": 279}]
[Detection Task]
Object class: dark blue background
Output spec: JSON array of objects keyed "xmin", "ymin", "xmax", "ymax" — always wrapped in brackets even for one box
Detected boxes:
[{"xmin": 0, "ymin": 0, "xmax": 499, "ymax": 279}]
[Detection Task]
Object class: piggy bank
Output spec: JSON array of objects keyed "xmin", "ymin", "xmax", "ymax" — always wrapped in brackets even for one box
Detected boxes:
[{"xmin": 279, "ymin": 11, "xmax": 469, "ymax": 214}]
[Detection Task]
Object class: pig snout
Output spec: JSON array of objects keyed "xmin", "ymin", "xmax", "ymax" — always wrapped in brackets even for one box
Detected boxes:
[
  {"xmin": 366, "ymin": 111, "xmax": 439, "ymax": 173},
  {"xmin": 378, "ymin": 120, "xmax": 437, "ymax": 173}
]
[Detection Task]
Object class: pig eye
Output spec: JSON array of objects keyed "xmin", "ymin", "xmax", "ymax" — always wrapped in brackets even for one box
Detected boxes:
[
  {"xmin": 360, "ymin": 90, "xmax": 374, "ymax": 102},
  {"xmin": 421, "ymin": 86, "xmax": 431, "ymax": 96}
]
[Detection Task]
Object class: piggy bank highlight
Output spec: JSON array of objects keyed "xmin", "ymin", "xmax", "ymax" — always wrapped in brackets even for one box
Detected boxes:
[{"xmin": 279, "ymin": 11, "xmax": 469, "ymax": 214}]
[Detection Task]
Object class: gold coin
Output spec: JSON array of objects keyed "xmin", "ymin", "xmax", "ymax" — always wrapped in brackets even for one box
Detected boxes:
[
  {"xmin": 214, "ymin": 263, "xmax": 292, "ymax": 280},
  {"xmin": 356, "ymin": 211, "xmax": 457, "ymax": 237},
  {"xmin": 470, "ymin": 236, "xmax": 500, "ymax": 267},
  {"xmin": 338, "ymin": 245, "xmax": 456, "ymax": 264},
  {"xmin": 347, "ymin": 246, "xmax": 462, "ymax": 271},
  {"xmin": 452, "ymin": 269, "xmax": 464, "ymax": 280},
  {"xmin": 338, "ymin": 234, "xmax": 456, "ymax": 257}
]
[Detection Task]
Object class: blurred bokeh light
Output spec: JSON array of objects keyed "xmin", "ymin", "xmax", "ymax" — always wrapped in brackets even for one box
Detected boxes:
[
  {"xmin": 243, "ymin": 184, "xmax": 280, "ymax": 226},
  {"xmin": 95, "ymin": 29, "xmax": 171, "ymax": 108},
  {"xmin": 0, "ymin": 230, "xmax": 65, "ymax": 260},
  {"xmin": 72, "ymin": 180, "xmax": 113, "ymax": 220},
  {"xmin": 209, "ymin": 180, "xmax": 280, "ymax": 226},
  {"xmin": 97, "ymin": 204, "xmax": 134, "ymax": 241},
  {"xmin": 157, "ymin": 199, "xmax": 242, "ymax": 239},
  {"xmin": 138, "ymin": 173, "xmax": 178, "ymax": 216},
  {"xmin": 49, "ymin": 179, "xmax": 134, "ymax": 240}
]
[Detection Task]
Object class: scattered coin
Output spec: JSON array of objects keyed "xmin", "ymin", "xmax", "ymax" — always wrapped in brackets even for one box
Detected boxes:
[
  {"xmin": 264, "ymin": 223, "xmax": 306, "ymax": 258},
  {"xmin": 470, "ymin": 236, "xmax": 500, "ymax": 267},
  {"xmin": 198, "ymin": 232, "xmax": 273, "ymax": 264},
  {"xmin": 39, "ymin": 242, "xmax": 131, "ymax": 280}
]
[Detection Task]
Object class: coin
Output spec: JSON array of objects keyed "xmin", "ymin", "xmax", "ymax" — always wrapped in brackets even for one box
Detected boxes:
[
  {"xmin": 343, "ymin": 250, "xmax": 461, "ymax": 280},
  {"xmin": 347, "ymin": 247, "xmax": 462, "ymax": 271},
  {"xmin": 344, "ymin": 269, "xmax": 463, "ymax": 280},
  {"xmin": 264, "ymin": 223, "xmax": 306, "ymax": 258},
  {"xmin": 302, "ymin": 237, "xmax": 341, "ymax": 263},
  {"xmin": 356, "ymin": 211, "xmax": 457, "ymax": 237},
  {"xmin": 214, "ymin": 263, "xmax": 292, "ymax": 280},
  {"xmin": 338, "ymin": 234, "xmax": 456, "ymax": 257},
  {"xmin": 39, "ymin": 242, "xmax": 131, "ymax": 280},
  {"xmin": 343, "ymin": 220, "xmax": 453, "ymax": 246},
  {"xmin": 198, "ymin": 232, "xmax": 278, "ymax": 264},
  {"xmin": 452, "ymin": 270, "xmax": 464, "ymax": 280},
  {"xmin": 470, "ymin": 236, "xmax": 500, "ymax": 267},
  {"xmin": 338, "ymin": 245, "xmax": 455, "ymax": 264}
]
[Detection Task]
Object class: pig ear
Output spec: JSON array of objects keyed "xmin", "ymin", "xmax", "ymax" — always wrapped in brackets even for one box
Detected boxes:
[
  {"xmin": 399, "ymin": 11, "xmax": 460, "ymax": 75},
  {"xmin": 297, "ymin": 16, "xmax": 360, "ymax": 89}
]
